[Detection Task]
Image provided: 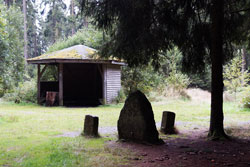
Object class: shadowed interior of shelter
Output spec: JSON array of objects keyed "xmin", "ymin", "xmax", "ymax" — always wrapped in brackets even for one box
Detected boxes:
[
  {"xmin": 63, "ymin": 63, "xmax": 102, "ymax": 106},
  {"xmin": 39, "ymin": 64, "xmax": 103, "ymax": 106}
]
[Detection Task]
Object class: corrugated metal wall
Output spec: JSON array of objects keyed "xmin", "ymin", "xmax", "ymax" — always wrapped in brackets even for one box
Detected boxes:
[{"xmin": 105, "ymin": 64, "xmax": 121, "ymax": 103}]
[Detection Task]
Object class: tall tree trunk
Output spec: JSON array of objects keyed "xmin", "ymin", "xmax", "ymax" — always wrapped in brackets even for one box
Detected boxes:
[
  {"xmin": 241, "ymin": 48, "xmax": 247, "ymax": 86},
  {"xmin": 52, "ymin": 0, "xmax": 56, "ymax": 43},
  {"xmin": 4, "ymin": 0, "xmax": 12, "ymax": 8},
  {"xmin": 55, "ymin": 22, "xmax": 59, "ymax": 42},
  {"xmin": 242, "ymin": 48, "xmax": 247, "ymax": 72},
  {"xmin": 208, "ymin": 0, "xmax": 228, "ymax": 140},
  {"xmin": 71, "ymin": 0, "xmax": 75, "ymax": 35},
  {"xmin": 34, "ymin": 27, "xmax": 37, "ymax": 58},
  {"xmin": 23, "ymin": 0, "xmax": 28, "ymax": 65},
  {"xmin": 4, "ymin": 0, "xmax": 9, "ymax": 8},
  {"xmin": 83, "ymin": 17, "xmax": 88, "ymax": 28}
]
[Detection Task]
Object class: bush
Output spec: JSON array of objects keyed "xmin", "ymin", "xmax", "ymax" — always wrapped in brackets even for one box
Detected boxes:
[
  {"xmin": 241, "ymin": 86, "xmax": 250, "ymax": 108},
  {"xmin": 47, "ymin": 27, "xmax": 103, "ymax": 52},
  {"xmin": 188, "ymin": 67, "xmax": 211, "ymax": 90},
  {"xmin": 121, "ymin": 65, "xmax": 165, "ymax": 96},
  {"xmin": 3, "ymin": 80, "xmax": 37, "ymax": 103},
  {"xmin": 166, "ymin": 71, "xmax": 190, "ymax": 92},
  {"xmin": 223, "ymin": 56, "xmax": 250, "ymax": 100},
  {"xmin": 113, "ymin": 89, "xmax": 126, "ymax": 104}
]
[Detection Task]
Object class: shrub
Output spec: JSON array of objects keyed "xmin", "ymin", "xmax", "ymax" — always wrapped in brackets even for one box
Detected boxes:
[
  {"xmin": 241, "ymin": 86, "xmax": 250, "ymax": 108},
  {"xmin": 121, "ymin": 65, "xmax": 165, "ymax": 96},
  {"xmin": 3, "ymin": 80, "xmax": 37, "ymax": 103},
  {"xmin": 161, "ymin": 48, "xmax": 190, "ymax": 93},
  {"xmin": 223, "ymin": 56, "xmax": 250, "ymax": 100},
  {"xmin": 166, "ymin": 71, "xmax": 190, "ymax": 92},
  {"xmin": 47, "ymin": 27, "xmax": 103, "ymax": 52},
  {"xmin": 114, "ymin": 89, "xmax": 126, "ymax": 104},
  {"xmin": 188, "ymin": 67, "xmax": 211, "ymax": 90}
]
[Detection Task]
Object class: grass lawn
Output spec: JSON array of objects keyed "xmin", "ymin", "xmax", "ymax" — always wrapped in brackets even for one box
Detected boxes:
[{"xmin": 0, "ymin": 98, "xmax": 249, "ymax": 167}]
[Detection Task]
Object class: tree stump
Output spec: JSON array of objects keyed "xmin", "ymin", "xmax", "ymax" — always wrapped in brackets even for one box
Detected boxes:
[
  {"xmin": 83, "ymin": 115, "xmax": 99, "ymax": 137},
  {"xmin": 46, "ymin": 91, "xmax": 58, "ymax": 106},
  {"xmin": 160, "ymin": 111, "xmax": 176, "ymax": 134}
]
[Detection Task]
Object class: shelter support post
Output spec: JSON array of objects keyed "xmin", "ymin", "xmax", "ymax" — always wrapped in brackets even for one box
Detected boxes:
[
  {"xmin": 102, "ymin": 64, "xmax": 107, "ymax": 105},
  {"xmin": 59, "ymin": 63, "xmax": 64, "ymax": 106},
  {"xmin": 37, "ymin": 64, "xmax": 41, "ymax": 104},
  {"xmin": 37, "ymin": 64, "xmax": 48, "ymax": 104}
]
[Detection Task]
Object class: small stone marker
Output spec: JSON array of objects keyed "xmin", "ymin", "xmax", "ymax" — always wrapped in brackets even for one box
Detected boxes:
[
  {"xmin": 160, "ymin": 111, "xmax": 176, "ymax": 134},
  {"xmin": 83, "ymin": 115, "xmax": 99, "ymax": 137}
]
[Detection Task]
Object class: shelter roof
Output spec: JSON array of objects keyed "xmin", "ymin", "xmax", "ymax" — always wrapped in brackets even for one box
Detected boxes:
[{"xmin": 27, "ymin": 45, "xmax": 125, "ymax": 65}]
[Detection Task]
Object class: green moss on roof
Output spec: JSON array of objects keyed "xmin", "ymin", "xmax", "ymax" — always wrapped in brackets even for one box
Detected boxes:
[
  {"xmin": 30, "ymin": 50, "xmax": 81, "ymax": 60},
  {"xmin": 28, "ymin": 45, "xmax": 98, "ymax": 61},
  {"xmin": 27, "ymin": 44, "xmax": 124, "ymax": 63}
]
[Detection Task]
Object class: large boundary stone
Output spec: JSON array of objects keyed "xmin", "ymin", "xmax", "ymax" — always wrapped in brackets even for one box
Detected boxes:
[
  {"xmin": 160, "ymin": 111, "xmax": 176, "ymax": 134},
  {"xmin": 83, "ymin": 115, "xmax": 99, "ymax": 137},
  {"xmin": 118, "ymin": 90, "xmax": 163, "ymax": 144}
]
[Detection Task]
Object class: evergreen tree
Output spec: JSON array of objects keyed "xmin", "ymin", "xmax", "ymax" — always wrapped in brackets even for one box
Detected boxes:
[
  {"xmin": 82, "ymin": 0, "xmax": 250, "ymax": 139},
  {"xmin": 41, "ymin": 0, "xmax": 67, "ymax": 45},
  {"xmin": 26, "ymin": 1, "xmax": 43, "ymax": 58}
]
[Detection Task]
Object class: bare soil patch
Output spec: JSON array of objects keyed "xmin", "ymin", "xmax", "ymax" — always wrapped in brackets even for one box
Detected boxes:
[{"xmin": 108, "ymin": 129, "xmax": 250, "ymax": 167}]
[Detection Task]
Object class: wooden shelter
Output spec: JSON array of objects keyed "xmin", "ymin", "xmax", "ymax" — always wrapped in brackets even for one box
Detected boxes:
[{"xmin": 27, "ymin": 45, "xmax": 125, "ymax": 106}]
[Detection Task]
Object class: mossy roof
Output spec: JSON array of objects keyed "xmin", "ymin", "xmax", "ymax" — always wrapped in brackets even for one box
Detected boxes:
[
  {"xmin": 27, "ymin": 45, "xmax": 125, "ymax": 65},
  {"xmin": 29, "ymin": 45, "xmax": 98, "ymax": 60}
]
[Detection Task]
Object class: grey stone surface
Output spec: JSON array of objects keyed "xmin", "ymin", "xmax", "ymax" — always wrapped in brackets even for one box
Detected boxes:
[
  {"xmin": 160, "ymin": 111, "xmax": 176, "ymax": 134},
  {"xmin": 118, "ymin": 90, "xmax": 162, "ymax": 144},
  {"xmin": 83, "ymin": 115, "xmax": 99, "ymax": 137}
]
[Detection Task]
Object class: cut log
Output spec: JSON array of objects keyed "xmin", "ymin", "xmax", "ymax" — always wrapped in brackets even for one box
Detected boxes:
[{"xmin": 45, "ymin": 91, "xmax": 58, "ymax": 106}]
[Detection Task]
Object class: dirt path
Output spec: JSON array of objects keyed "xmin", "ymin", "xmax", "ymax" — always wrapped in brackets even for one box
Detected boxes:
[
  {"xmin": 55, "ymin": 118, "xmax": 250, "ymax": 167},
  {"xmin": 108, "ymin": 129, "xmax": 250, "ymax": 167}
]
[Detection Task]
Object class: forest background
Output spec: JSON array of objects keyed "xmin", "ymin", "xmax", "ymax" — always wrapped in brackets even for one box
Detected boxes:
[{"xmin": 0, "ymin": 0, "xmax": 250, "ymax": 108}]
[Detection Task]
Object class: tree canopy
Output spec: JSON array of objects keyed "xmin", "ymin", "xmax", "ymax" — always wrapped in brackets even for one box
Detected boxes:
[
  {"xmin": 82, "ymin": 0, "xmax": 249, "ymax": 70},
  {"xmin": 82, "ymin": 0, "xmax": 250, "ymax": 139},
  {"xmin": 0, "ymin": 3, "xmax": 25, "ymax": 95}
]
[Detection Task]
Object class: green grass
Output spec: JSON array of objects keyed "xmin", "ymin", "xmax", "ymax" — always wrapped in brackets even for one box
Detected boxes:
[{"xmin": 0, "ymin": 99, "xmax": 249, "ymax": 166}]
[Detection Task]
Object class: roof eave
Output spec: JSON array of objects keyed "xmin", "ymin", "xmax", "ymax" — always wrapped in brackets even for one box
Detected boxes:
[
  {"xmin": 27, "ymin": 59, "xmax": 125, "ymax": 65},
  {"xmin": 111, "ymin": 61, "xmax": 126, "ymax": 66}
]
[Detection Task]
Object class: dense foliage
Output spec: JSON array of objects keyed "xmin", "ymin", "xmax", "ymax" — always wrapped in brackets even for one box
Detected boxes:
[
  {"xmin": 82, "ymin": 0, "xmax": 249, "ymax": 70},
  {"xmin": 241, "ymin": 86, "xmax": 250, "ymax": 108},
  {"xmin": 3, "ymin": 80, "xmax": 37, "ymax": 103},
  {"xmin": 47, "ymin": 27, "xmax": 103, "ymax": 52},
  {"xmin": 122, "ymin": 65, "xmax": 165, "ymax": 96},
  {"xmin": 0, "ymin": 3, "xmax": 25, "ymax": 96},
  {"xmin": 224, "ymin": 55, "xmax": 250, "ymax": 99}
]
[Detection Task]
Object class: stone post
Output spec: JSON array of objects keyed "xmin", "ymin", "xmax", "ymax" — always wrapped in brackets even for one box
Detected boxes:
[
  {"xmin": 83, "ymin": 115, "xmax": 99, "ymax": 137},
  {"xmin": 160, "ymin": 111, "xmax": 176, "ymax": 134}
]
